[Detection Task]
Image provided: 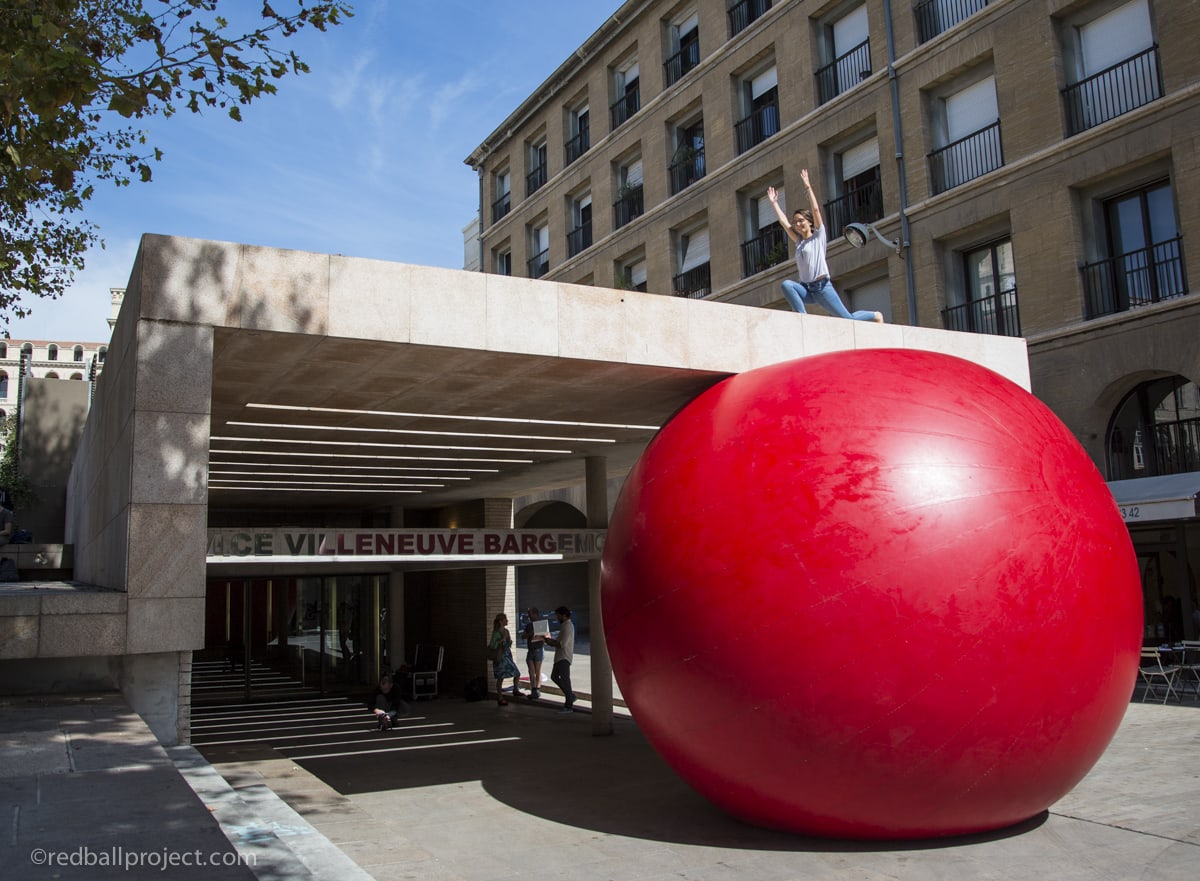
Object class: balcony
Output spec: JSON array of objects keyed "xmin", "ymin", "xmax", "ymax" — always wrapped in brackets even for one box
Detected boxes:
[
  {"xmin": 528, "ymin": 248, "xmax": 549, "ymax": 280},
  {"xmin": 914, "ymin": 0, "xmax": 989, "ymax": 44},
  {"xmin": 613, "ymin": 185, "xmax": 644, "ymax": 229},
  {"xmin": 734, "ymin": 94, "xmax": 780, "ymax": 155},
  {"xmin": 672, "ymin": 263, "xmax": 711, "ymax": 299},
  {"xmin": 668, "ymin": 148, "xmax": 705, "ymax": 195},
  {"xmin": 567, "ymin": 222, "xmax": 593, "ymax": 259},
  {"xmin": 740, "ymin": 226, "xmax": 788, "ymax": 278},
  {"xmin": 526, "ymin": 162, "xmax": 547, "ymax": 197},
  {"xmin": 664, "ymin": 38, "xmax": 701, "ymax": 87},
  {"xmin": 491, "ymin": 191, "xmax": 511, "ymax": 224},
  {"xmin": 815, "ymin": 38, "xmax": 871, "ymax": 105},
  {"xmin": 1081, "ymin": 236, "xmax": 1188, "ymax": 319},
  {"xmin": 1063, "ymin": 45, "xmax": 1162, "ymax": 137},
  {"xmin": 941, "ymin": 287, "xmax": 1022, "ymax": 337},
  {"xmin": 729, "ymin": 0, "xmax": 771, "ymax": 36},
  {"xmin": 610, "ymin": 86, "xmax": 640, "ymax": 130},
  {"xmin": 823, "ymin": 170, "xmax": 883, "ymax": 239},
  {"xmin": 564, "ymin": 125, "xmax": 590, "ymax": 167},
  {"xmin": 928, "ymin": 120, "xmax": 1003, "ymax": 195}
]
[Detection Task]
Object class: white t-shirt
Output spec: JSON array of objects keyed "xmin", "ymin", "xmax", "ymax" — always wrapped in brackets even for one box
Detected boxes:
[
  {"xmin": 793, "ymin": 223, "xmax": 829, "ymax": 283},
  {"xmin": 553, "ymin": 617, "xmax": 575, "ymax": 664}
]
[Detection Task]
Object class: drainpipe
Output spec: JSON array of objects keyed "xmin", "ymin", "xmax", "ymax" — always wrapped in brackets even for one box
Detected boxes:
[
  {"xmin": 882, "ymin": 0, "xmax": 918, "ymax": 325},
  {"xmin": 476, "ymin": 166, "xmax": 486, "ymax": 272}
]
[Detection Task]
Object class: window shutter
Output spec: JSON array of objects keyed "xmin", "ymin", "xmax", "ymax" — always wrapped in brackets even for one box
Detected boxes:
[
  {"xmin": 750, "ymin": 66, "xmax": 778, "ymax": 99},
  {"xmin": 841, "ymin": 139, "xmax": 879, "ymax": 180},
  {"xmin": 631, "ymin": 261, "xmax": 647, "ymax": 286},
  {"xmin": 757, "ymin": 193, "xmax": 779, "ymax": 230},
  {"xmin": 1080, "ymin": 0, "xmax": 1152, "ymax": 75},
  {"xmin": 681, "ymin": 229, "xmax": 710, "ymax": 271},
  {"xmin": 678, "ymin": 12, "xmax": 699, "ymax": 37},
  {"xmin": 832, "ymin": 5, "xmax": 869, "ymax": 55},
  {"xmin": 625, "ymin": 159, "xmax": 643, "ymax": 187},
  {"xmin": 946, "ymin": 77, "xmax": 997, "ymax": 142},
  {"xmin": 624, "ymin": 62, "xmax": 639, "ymax": 84}
]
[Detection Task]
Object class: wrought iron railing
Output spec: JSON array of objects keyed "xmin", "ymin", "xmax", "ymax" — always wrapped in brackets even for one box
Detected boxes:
[
  {"xmin": 491, "ymin": 191, "xmax": 510, "ymax": 224},
  {"xmin": 1154, "ymin": 418, "xmax": 1200, "ymax": 476},
  {"xmin": 815, "ymin": 38, "xmax": 871, "ymax": 105},
  {"xmin": 740, "ymin": 226, "xmax": 788, "ymax": 278},
  {"xmin": 823, "ymin": 171, "xmax": 883, "ymax": 239},
  {"xmin": 566, "ymin": 222, "xmax": 593, "ymax": 258},
  {"xmin": 669, "ymin": 148, "xmax": 706, "ymax": 195},
  {"xmin": 914, "ymin": 0, "xmax": 989, "ymax": 44},
  {"xmin": 610, "ymin": 86, "xmax": 641, "ymax": 130},
  {"xmin": 1081, "ymin": 235, "xmax": 1187, "ymax": 318},
  {"xmin": 664, "ymin": 38, "xmax": 701, "ymax": 87},
  {"xmin": 941, "ymin": 287, "xmax": 1021, "ymax": 337},
  {"xmin": 928, "ymin": 120, "xmax": 1003, "ymax": 194},
  {"xmin": 728, "ymin": 0, "xmax": 772, "ymax": 36},
  {"xmin": 613, "ymin": 185, "xmax": 644, "ymax": 229},
  {"xmin": 564, "ymin": 125, "xmax": 590, "ymax": 166},
  {"xmin": 527, "ymin": 248, "xmax": 549, "ymax": 279},
  {"xmin": 1062, "ymin": 45, "xmax": 1162, "ymax": 136},
  {"xmin": 734, "ymin": 94, "xmax": 780, "ymax": 154},
  {"xmin": 526, "ymin": 162, "xmax": 547, "ymax": 197},
  {"xmin": 672, "ymin": 263, "xmax": 712, "ymax": 299}
]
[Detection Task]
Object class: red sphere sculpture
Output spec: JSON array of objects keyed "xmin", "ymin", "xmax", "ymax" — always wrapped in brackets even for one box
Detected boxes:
[{"xmin": 601, "ymin": 348, "xmax": 1142, "ymax": 839}]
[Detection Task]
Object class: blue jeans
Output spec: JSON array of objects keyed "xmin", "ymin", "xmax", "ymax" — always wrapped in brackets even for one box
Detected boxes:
[
  {"xmin": 551, "ymin": 659, "xmax": 574, "ymax": 706},
  {"xmin": 781, "ymin": 278, "xmax": 877, "ymax": 321}
]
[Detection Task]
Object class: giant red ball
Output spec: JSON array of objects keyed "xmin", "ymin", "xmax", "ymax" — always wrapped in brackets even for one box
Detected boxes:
[{"xmin": 601, "ymin": 348, "xmax": 1142, "ymax": 839}]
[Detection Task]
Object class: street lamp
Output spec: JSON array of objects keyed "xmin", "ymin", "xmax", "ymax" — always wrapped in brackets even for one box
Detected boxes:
[{"xmin": 844, "ymin": 222, "xmax": 904, "ymax": 258}]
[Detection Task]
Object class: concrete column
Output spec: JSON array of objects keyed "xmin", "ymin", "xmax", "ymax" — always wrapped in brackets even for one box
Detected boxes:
[
  {"xmin": 389, "ymin": 503, "xmax": 406, "ymax": 672},
  {"xmin": 586, "ymin": 455, "xmax": 613, "ymax": 736}
]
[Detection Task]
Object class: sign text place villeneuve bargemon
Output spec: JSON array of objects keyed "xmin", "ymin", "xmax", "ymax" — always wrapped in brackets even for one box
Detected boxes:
[{"xmin": 207, "ymin": 529, "xmax": 606, "ymax": 560}]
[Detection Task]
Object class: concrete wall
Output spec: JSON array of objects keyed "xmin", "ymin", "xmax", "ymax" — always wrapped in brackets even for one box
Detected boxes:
[{"xmin": 19, "ymin": 378, "xmax": 91, "ymax": 543}]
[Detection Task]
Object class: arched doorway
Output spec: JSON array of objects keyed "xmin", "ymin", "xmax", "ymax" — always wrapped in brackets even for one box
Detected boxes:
[{"xmin": 1106, "ymin": 375, "xmax": 1200, "ymax": 480}]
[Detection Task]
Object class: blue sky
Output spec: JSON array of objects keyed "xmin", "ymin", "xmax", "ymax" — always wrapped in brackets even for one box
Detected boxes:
[{"xmin": 8, "ymin": 1, "xmax": 619, "ymax": 342}]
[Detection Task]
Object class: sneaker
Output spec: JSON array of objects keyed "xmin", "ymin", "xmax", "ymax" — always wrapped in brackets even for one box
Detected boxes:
[{"xmin": 557, "ymin": 706, "xmax": 573, "ymax": 714}]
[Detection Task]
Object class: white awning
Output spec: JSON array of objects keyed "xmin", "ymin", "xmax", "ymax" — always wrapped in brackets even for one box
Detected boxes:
[{"xmin": 1107, "ymin": 471, "xmax": 1200, "ymax": 523}]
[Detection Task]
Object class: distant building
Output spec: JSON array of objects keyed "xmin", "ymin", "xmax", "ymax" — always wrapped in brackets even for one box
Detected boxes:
[
  {"xmin": 463, "ymin": 216, "xmax": 481, "ymax": 271},
  {"xmin": 464, "ymin": 0, "xmax": 1200, "ymax": 643}
]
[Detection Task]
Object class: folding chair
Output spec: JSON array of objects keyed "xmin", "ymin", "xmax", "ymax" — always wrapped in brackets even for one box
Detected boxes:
[
  {"xmin": 1138, "ymin": 647, "xmax": 1181, "ymax": 703},
  {"xmin": 1177, "ymin": 640, "xmax": 1200, "ymax": 699}
]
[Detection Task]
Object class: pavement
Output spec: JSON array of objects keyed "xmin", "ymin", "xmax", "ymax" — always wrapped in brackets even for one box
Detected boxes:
[{"xmin": 1, "ymin": 672, "xmax": 1198, "ymax": 881}]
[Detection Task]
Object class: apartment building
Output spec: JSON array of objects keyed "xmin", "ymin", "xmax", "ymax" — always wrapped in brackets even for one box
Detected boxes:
[{"xmin": 465, "ymin": 0, "xmax": 1200, "ymax": 640}]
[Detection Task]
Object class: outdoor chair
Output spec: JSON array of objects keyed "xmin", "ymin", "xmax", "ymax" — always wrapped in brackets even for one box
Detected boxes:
[
  {"xmin": 1177, "ymin": 640, "xmax": 1200, "ymax": 699},
  {"xmin": 1138, "ymin": 647, "xmax": 1181, "ymax": 703}
]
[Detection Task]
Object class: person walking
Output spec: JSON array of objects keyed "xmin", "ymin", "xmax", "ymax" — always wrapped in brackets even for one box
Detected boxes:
[
  {"xmin": 768, "ymin": 169, "xmax": 883, "ymax": 323},
  {"xmin": 489, "ymin": 613, "xmax": 522, "ymax": 705},
  {"xmin": 544, "ymin": 606, "xmax": 576, "ymax": 713}
]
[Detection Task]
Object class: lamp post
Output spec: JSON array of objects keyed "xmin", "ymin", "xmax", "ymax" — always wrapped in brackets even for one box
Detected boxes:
[{"xmin": 844, "ymin": 221, "xmax": 904, "ymax": 258}]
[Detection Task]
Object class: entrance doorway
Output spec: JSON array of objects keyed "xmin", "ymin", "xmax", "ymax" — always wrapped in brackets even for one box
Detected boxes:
[{"xmin": 202, "ymin": 574, "xmax": 389, "ymax": 699}]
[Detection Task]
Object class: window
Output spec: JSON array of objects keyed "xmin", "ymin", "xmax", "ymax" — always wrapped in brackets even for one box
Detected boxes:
[
  {"xmin": 915, "ymin": 0, "xmax": 990, "ymax": 44},
  {"xmin": 98, "ymin": 346, "xmax": 106, "ymax": 362},
  {"xmin": 617, "ymin": 254, "xmax": 648, "ymax": 292},
  {"xmin": 825, "ymin": 137, "xmax": 883, "ymax": 238},
  {"xmin": 1081, "ymin": 178, "xmax": 1186, "ymax": 318},
  {"xmin": 665, "ymin": 10, "xmax": 701, "ymax": 87},
  {"xmin": 735, "ymin": 65, "xmax": 780, "ymax": 154},
  {"xmin": 73, "ymin": 345, "xmax": 84, "ymax": 362},
  {"xmin": 526, "ymin": 137, "xmax": 548, "ymax": 197},
  {"xmin": 669, "ymin": 117, "xmax": 705, "ymax": 195},
  {"xmin": 611, "ymin": 59, "xmax": 641, "ymax": 129},
  {"xmin": 492, "ymin": 169, "xmax": 511, "ymax": 223},
  {"xmin": 48, "ymin": 344, "xmax": 59, "ymax": 360},
  {"xmin": 1107, "ymin": 376, "xmax": 1200, "ymax": 480},
  {"xmin": 942, "ymin": 238, "xmax": 1021, "ymax": 336},
  {"xmin": 729, "ymin": 0, "xmax": 772, "ymax": 37},
  {"xmin": 816, "ymin": 4, "xmax": 871, "ymax": 104},
  {"xmin": 674, "ymin": 226, "xmax": 711, "ymax": 298},
  {"xmin": 929, "ymin": 75, "xmax": 1003, "ymax": 194},
  {"xmin": 567, "ymin": 192, "xmax": 593, "ymax": 258},
  {"xmin": 1062, "ymin": 0, "xmax": 1161, "ymax": 135},
  {"xmin": 0, "ymin": 343, "xmax": 6, "ymax": 358},
  {"xmin": 614, "ymin": 156, "xmax": 644, "ymax": 229},
  {"xmin": 528, "ymin": 223, "xmax": 550, "ymax": 279},
  {"xmin": 494, "ymin": 247, "xmax": 512, "ymax": 276},
  {"xmin": 740, "ymin": 187, "xmax": 788, "ymax": 277},
  {"xmin": 0, "ymin": 372, "xmax": 7, "ymax": 398},
  {"xmin": 20, "ymin": 343, "xmax": 32, "ymax": 358},
  {"xmin": 565, "ymin": 101, "xmax": 590, "ymax": 166}
]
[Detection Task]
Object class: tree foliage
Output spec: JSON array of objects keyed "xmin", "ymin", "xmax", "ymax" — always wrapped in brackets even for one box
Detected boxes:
[{"xmin": 0, "ymin": 0, "xmax": 352, "ymax": 329}]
